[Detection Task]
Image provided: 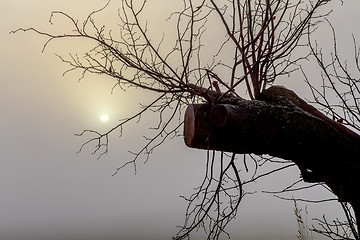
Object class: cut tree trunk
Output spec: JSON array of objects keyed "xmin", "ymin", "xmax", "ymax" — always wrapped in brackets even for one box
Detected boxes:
[{"xmin": 184, "ymin": 86, "xmax": 360, "ymax": 229}]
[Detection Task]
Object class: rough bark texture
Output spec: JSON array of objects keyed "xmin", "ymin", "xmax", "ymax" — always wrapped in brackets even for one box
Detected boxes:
[{"xmin": 184, "ymin": 86, "xmax": 360, "ymax": 228}]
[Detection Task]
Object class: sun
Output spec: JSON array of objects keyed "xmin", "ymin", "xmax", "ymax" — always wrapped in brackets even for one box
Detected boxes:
[{"xmin": 100, "ymin": 114, "xmax": 109, "ymax": 122}]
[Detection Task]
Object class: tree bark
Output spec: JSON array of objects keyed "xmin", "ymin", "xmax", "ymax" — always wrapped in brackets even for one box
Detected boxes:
[{"xmin": 184, "ymin": 86, "xmax": 360, "ymax": 226}]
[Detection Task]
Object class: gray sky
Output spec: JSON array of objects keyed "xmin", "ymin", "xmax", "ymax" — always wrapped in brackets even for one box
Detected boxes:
[{"xmin": 1, "ymin": 0, "xmax": 359, "ymax": 239}]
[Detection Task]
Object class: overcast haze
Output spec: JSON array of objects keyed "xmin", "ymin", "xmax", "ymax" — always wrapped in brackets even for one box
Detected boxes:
[{"xmin": 1, "ymin": 0, "xmax": 359, "ymax": 239}]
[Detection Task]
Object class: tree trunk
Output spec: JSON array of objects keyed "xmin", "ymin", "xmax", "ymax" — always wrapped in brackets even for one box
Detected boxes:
[{"xmin": 184, "ymin": 86, "xmax": 360, "ymax": 229}]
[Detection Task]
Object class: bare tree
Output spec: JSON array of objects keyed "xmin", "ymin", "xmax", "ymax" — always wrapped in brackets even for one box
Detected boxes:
[{"xmin": 11, "ymin": 0, "xmax": 360, "ymax": 239}]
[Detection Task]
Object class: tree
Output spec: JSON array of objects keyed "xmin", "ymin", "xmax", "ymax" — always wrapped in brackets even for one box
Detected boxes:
[{"xmin": 11, "ymin": 0, "xmax": 360, "ymax": 239}]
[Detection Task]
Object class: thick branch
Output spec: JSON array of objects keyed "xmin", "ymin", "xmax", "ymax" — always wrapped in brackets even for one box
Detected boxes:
[{"xmin": 184, "ymin": 86, "xmax": 360, "ymax": 202}]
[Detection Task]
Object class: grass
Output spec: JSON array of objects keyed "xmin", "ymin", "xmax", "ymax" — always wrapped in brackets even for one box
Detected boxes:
[{"xmin": 294, "ymin": 199, "xmax": 314, "ymax": 240}]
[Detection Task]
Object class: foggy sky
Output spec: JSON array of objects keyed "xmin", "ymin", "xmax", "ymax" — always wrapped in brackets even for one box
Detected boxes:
[{"xmin": 1, "ymin": 0, "xmax": 359, "ymax": 239}]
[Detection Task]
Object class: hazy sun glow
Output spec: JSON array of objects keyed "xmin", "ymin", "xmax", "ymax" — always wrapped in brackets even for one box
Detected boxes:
[{"xmin": 100, "ymin": 114, "xmax": 109, "ymax": 122}]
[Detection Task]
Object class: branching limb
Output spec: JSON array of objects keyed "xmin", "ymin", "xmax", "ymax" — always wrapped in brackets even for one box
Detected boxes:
[{"xmin": 13, "ymin": 0, "xmax": 351, "ymax": 239}]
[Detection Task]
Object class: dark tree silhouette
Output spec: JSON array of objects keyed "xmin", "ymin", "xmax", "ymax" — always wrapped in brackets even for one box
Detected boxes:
[{"xmin": 11, "ymin": 0, "xmax": 360, "ymax": 239}]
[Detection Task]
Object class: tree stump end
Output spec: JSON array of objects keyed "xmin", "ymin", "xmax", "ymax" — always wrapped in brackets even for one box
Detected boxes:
[{"xmin": 184, "ymin": 104, "xmax": 195, "ymax": 147}]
